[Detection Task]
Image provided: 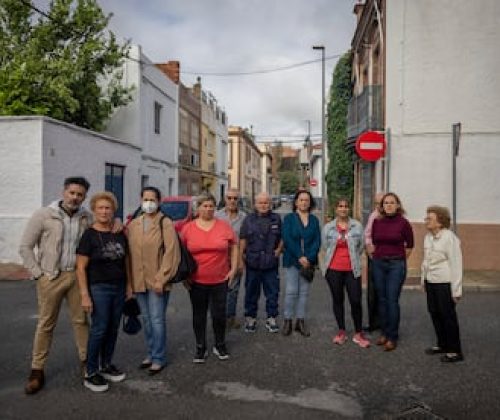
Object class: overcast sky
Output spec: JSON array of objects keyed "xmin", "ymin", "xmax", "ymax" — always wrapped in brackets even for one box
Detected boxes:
[{"xmin": 38, "ymin": 0, "xmax": 358, "ymax": 145}]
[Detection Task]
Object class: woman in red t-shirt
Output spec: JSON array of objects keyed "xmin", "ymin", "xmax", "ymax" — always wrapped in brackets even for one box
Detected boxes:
[
  {"xmin": 181, "ymin": 193, "xmax": 237, "ymax": 363},
  {"xmin": 322, "ymin": 199, "xmax": 370, "ymax": 348}
]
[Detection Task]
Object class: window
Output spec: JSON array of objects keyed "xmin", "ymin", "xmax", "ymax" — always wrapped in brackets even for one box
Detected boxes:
[
  {"xmin": 228, "ymin": 140, "xmax": 233, "ymax": 169},
  {"xmin": 105, "ymin": 163, "xmax": 125, "ymax": 219},
  {"xmin": 141, "ymin": 175, "xmax": 149, "ymax": 189},
  {"xmin": 191, "ymin": 153, "xmax": 199, "ymax": 167},
  {"xmin": 154, "ymin": 101, "xmax": 162, "ymax": 134}
]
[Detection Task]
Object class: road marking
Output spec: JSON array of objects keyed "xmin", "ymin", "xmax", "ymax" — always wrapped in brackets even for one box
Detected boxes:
[
  {"xmin": 123, "ymin": 379, "xmax": 173, "ymax": 395},
  {"xmin": 205, "ymin": 381, "xmax": 362, "ymax": 417}
]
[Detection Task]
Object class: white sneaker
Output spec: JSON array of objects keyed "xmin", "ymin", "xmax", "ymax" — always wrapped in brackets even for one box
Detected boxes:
[{"xmin": 265, "ymin": 317, "xmax": 279, "ymax": 333}]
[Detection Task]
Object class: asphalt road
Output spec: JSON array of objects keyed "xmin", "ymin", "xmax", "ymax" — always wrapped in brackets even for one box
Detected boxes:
[{"xmin": 1, "ymin": 274, "xmax": 500, "ymax": 420}]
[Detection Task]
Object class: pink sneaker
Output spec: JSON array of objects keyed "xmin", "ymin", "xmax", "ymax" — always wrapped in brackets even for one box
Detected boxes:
[
  {"xmin": 333, "ymin": 330, "xmax": 347, "ymax": 345},
  {"xmin": 353, "ymin": 332, "xmax": 371, "ymax": 348}
]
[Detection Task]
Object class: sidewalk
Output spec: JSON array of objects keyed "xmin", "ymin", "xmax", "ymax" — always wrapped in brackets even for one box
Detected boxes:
[{"xmin": 1, "ymin": 262, "xmax": 499, "ymax": 291}]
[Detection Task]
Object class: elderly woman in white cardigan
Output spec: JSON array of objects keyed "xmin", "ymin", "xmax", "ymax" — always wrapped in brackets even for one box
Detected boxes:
[{"xmin": 421, "ymin": 205, "xmax": 463, "ymax": 363}]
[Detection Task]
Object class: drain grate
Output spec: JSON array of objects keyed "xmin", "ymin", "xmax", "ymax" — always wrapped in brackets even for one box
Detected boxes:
[{"xmin": 395, "ymin": 402, "xmax": 445, "ymax": 420}]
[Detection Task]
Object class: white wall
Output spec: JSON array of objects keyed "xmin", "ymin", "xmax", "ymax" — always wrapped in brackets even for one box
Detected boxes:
[
  {"xmin": 0, "ymin": 117, "xmax": 141, "ymax": 263},
  {"xmin": 385, "ymin": 0, "xmax": 500, "ymax": 222},
  {"xmin": 42, "ymin": 118, "xmax": 141, "ymax": 215},
  {"xmin": 0, "ymin": 118, "xmax": 43, "ymax": 262}
]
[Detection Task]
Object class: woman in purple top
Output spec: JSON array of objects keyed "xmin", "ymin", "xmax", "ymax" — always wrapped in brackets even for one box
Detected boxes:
[{"xmin": 371, "ymin": 192, "xmax": 414, "ymax": 351}]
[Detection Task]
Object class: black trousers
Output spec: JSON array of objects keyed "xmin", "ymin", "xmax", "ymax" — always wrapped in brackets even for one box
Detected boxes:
[
  {"xmin": 189, "ymin": 282, "xmax": 228, "ymax": 348},
  {"xmin": 425, "ymin": 281, "xmax": 462, "ymax": 354},
  {"xmin": 367, "ymin": 257, "xmax": 380, "ymax": 330},
  {"xmin": 325, "ymin": 269, "xmax": 363, "ymax": 332}
]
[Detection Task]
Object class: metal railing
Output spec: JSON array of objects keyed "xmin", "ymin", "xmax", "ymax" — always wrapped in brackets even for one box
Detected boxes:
[{"xmin": 347, "ymin": 85, "xmax": 383, "ymax": 140}]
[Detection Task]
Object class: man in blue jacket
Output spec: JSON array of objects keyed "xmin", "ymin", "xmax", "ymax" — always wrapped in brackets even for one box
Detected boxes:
[{"xmin": 239, "ymin": 192, "xmax": 283, "ymax": 333}]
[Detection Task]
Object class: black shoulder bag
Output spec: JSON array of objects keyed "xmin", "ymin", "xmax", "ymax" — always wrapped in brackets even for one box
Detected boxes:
[{"xmin": 160, "ymin": 216, "xmax": 197, "ymax": 284}]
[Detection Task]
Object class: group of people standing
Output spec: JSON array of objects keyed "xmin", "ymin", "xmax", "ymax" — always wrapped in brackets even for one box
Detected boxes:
[{"xmin": 19, "ymin": 176, "xmax": 464, "ymax": 395}]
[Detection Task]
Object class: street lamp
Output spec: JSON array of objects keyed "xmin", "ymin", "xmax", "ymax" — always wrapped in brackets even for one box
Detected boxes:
[{"xmin": 313, "ymin": 45, "xmax": 326, "ymax": 224}]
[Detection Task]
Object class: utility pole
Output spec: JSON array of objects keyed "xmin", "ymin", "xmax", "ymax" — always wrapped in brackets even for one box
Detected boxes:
[{"xmin": 313, "ymin": 45, "xmax": 326, "ymax": 223}]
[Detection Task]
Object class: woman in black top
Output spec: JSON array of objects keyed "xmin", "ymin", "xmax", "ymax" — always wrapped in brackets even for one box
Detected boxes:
[{"xmin": 76, "ymin": 192, "xmax": 130, "ymax": 392}]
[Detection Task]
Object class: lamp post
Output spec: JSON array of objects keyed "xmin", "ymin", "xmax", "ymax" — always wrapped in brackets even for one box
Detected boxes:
[{"xmin": 313, "ymin": 45, "xmax": 326, "ymax": 223}]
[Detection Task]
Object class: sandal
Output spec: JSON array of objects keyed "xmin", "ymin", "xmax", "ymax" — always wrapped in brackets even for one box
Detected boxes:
[
  {"xmin": 139, "ymin": 359, "xmax": 152, "ymax": 369},
  {"xmin": 148, "ymin": 364, "xmax": 165, "ymax": 375}
]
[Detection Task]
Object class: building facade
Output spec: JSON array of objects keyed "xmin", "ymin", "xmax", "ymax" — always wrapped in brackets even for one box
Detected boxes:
[
  {"xmin": 348, "ymin": 0, "xmax": 500, "ymax": 272},
  {"xmin": 228, "ymin": 126, "xmax": 262, "ymax": 202},
  {"xmin": 105, "ymin": 44, "xmax": 179, "ymax": 198},
  {"xmin": 258, "ymin": 144, "xmax": 274, "ymax": 195},
  {"xmin": 348, "ymin": 0, "xmax": 385, "ymax": 224},
  {"xmin": 192, "ymin": 79, "xmax": 228, "ymax": 203},
  {"xmin": 177, "ymin": 83, "xmax": 202, "ymax": 195}
]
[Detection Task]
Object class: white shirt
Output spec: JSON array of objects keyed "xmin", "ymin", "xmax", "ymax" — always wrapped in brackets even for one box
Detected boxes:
[{"xmin": 421, "ymin": 229, "xmax": 463, "ymax": 298}]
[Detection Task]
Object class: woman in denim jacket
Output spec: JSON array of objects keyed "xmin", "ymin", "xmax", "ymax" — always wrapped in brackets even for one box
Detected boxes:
[{"xmin": 322, "ymin": 198, "xmax": 370, "ymax": 348}]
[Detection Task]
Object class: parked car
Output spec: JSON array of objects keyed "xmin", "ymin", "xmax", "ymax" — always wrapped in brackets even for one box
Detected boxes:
[
  {"xmin": 280, "ymin": 194, "xmax": 289, "ymax": 204},
  {"xmin": 271, "ymin": 196, "xmax": 281, "ymax": 209},
  {"xmin": 126, "ymin": 195, "xmax": 197, "ymax": 232},
  {"xmin": 238, "ymin": 196, "xmax": 253, "ymax": 214}
]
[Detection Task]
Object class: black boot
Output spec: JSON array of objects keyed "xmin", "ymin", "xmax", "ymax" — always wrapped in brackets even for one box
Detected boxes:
[
  {"xmin": 282, "ymin": 319, "xmax": 292, "ymax": 336},
  {"xmin": 295, "ymin": 319, "xmax": 310, "ymax": 337}
]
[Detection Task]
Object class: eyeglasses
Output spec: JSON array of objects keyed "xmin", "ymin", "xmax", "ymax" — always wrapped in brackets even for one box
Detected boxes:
[{"xmin": 226, "ymin": 196, "xmax": 238, "ymax": 201}]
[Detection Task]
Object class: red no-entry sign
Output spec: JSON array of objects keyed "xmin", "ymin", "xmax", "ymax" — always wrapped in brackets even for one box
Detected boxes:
[
  {"xmin": 309, "ymin": 179, "xmax": 318, "ymax": 187},
  {"xmin": 355, "ymin": 131, "xmax": 386, "ymax": 161}
]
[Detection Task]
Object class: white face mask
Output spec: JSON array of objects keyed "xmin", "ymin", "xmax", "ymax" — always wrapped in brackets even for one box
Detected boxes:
[{"xmin": 141, "ymin": 201, "xmax": 158, "ymax": 214}]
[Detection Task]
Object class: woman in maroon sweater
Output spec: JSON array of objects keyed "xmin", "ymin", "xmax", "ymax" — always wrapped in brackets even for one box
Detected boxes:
[{"xmin": 371, "ymin": 192, "xmax": 414, "ymax": 351}]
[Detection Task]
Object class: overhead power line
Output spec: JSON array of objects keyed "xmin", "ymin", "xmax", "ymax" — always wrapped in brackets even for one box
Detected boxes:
[{"xmin": 180, "ymin": 55, "xmax": 341, "ymax": 77}]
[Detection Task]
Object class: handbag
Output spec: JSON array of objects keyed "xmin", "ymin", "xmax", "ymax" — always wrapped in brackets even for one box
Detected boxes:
[
  {"xmin": 122, "ymin": 297, "xmax": 141, "ymax": 335},
  {"xmin": 299, "ymin": 238, "xmax": 316, "ymax": 283},
  {"xmin": 160, "ymin": 216, "xmax": 197, "ymax": 283}
]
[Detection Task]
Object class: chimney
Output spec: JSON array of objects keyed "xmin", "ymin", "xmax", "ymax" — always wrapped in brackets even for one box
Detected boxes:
[
  {"xmin": 192, "ymin": 76, "xmax": 202, "ymax": 99},
  {"xmin": 156, "ymin": 60, "xmax": 180, "ymax": 84}
]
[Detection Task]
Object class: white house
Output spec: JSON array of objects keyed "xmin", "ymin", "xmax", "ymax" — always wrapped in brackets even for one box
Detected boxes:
[
  {"xmin": 0, "ymin": 116, "xmax": 141, "ymax": 263},
  {"xmin": 105, "ymin": 44, "xmax": 179, "ymax": 198},
  {"xmin": 383, "ymin": 0, "xmax": 500, "ymax": 270}
]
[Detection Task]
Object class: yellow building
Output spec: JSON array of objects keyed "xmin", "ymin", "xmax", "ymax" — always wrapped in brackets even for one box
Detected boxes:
[{"xmin": 228, "ymin": 126, "xmax": 262, "ymax": 203}]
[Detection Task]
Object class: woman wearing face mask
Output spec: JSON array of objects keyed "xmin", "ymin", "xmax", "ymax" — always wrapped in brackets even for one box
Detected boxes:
[
  {"xmin": 371, "ymin": 192, "xmax": 414, "ymax": 351},
  {"xmin": 127, "ymin": 187, "xmax": 180, "ymax": 374}
]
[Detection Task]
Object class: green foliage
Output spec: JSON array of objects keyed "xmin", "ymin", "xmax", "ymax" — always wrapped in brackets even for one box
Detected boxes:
[
  {"xmin": 326, "ymin": 51, "xmax": 354, "ymax": 210},
  {"xmin": 0, "ymin": 0, "xmax": 132, "ymax": 130},
  {"xmin": 279, "ymin": 170, "xmax": 299, "ymax": 194}
]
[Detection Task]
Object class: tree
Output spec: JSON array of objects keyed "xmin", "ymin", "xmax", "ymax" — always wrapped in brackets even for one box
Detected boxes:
[
  {"xmin": 0, "ymin": 0, "xmax": 132, "ymax": 131},
  {"xmin": 325, "ymin": 51, "xmax": 354, "ymax": 209},
  {"xmin": 279, "ymin": 170, "xmax": 299, "ymax": 194}
]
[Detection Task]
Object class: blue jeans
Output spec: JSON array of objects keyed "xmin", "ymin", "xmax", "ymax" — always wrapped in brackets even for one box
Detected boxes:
[
  {"xmin": 226, "ymin": 272, "xmax": 242, "ymax": 318},
  {"xmin": 283, "ymin": 266, "xmax": 311, "ymax": 319},
  {"xmin": 87, "ymin": 282, "xmax": 125, "ymax": 375},
  {"xmin": 244, "ymin": 268, "xmax": 279, "ymax": 319},
  {"xmin": 136, "ymin": 290, "xmax": 170, "ymax": 366},
  {"xmin": 372, "ymin": 258, "xmax": 406, "ymax": 341}
]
